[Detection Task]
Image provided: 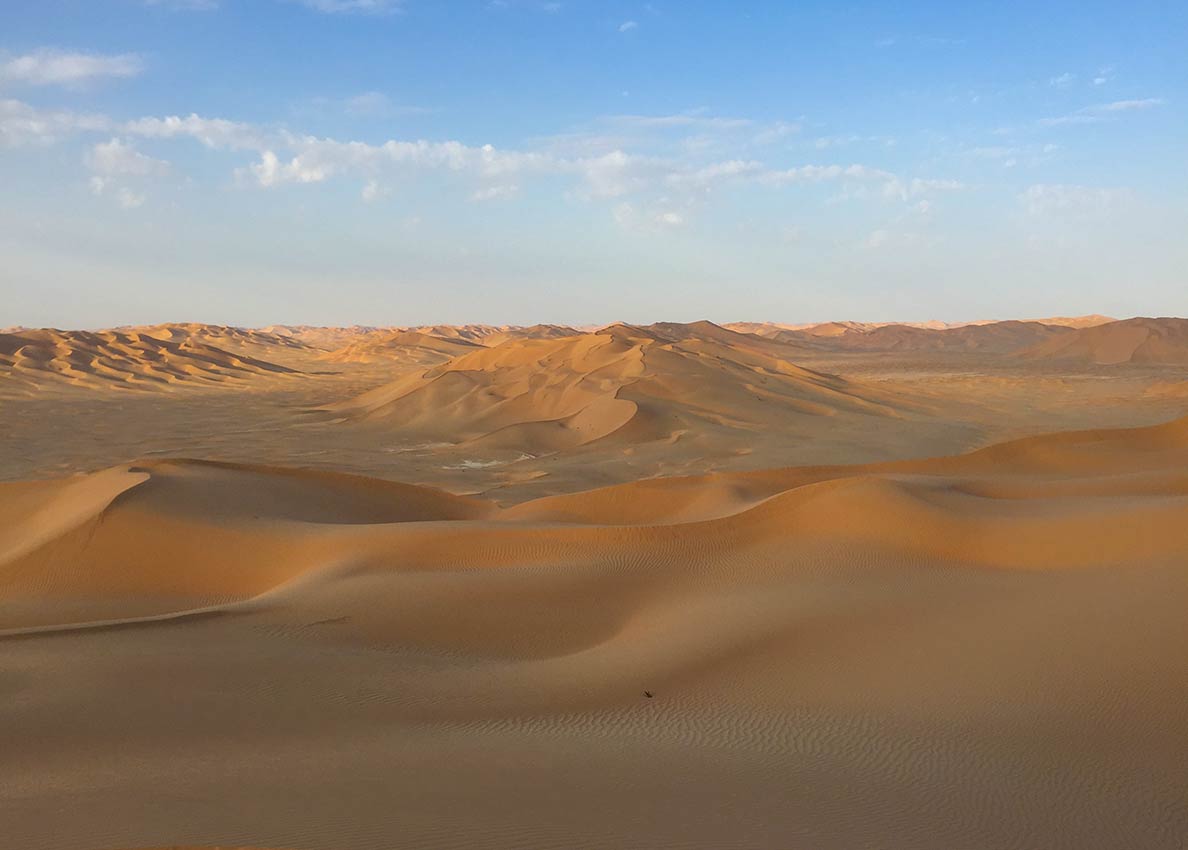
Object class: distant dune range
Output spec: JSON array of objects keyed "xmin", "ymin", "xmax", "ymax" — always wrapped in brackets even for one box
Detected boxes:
[
  {"xmin": 0, "ymin": 327, "xmax": 298, "ymax": 392},
  {"xmin": 3, "ymin": 316, "xmax": 1173, "ymax": 399},
  {"xmin": 319, "ymin": 321, "xmax": 911, "ymax": 451},
  {"xmin": 1, "ymin": 416, "xmax": 1187, "ymax": 848}
]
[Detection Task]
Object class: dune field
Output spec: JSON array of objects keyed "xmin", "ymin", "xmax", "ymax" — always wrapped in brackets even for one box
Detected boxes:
[{"xmin": 1, "ymin": 317, "xmax": 1187, "ymax": 849}]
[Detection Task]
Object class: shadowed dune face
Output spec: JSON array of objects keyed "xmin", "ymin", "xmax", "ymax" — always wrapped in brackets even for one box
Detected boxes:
[
  {"xmin": 2, "ymin": 416, "xmax": 1188, "ymax": 849},
  {"xmin": 321, "ymin": 321, "xmax": 912, "ymax": 451},
  {"xmin": 0, "ymin": 328, "xmax": 298, "ymax": 393},
  {"xmin": 1019, "ymin": 316, "xmax": 1188, "ymax": 364}
]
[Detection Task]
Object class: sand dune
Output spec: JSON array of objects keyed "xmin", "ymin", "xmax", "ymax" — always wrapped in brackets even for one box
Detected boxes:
[
  {"xmin": 2, "ymin": 416, "xmax": 1187, "ymax": 848},
  {"xmin": 1020, "ymin": 316, "xmax": 1188, "ymax": 364},
  {"xmin": 0, "ymin": 327, "xmax": 297, "ymax": 393},
  {"xmin": 321, "ymin": 321, "xmax": 907, "ymax": 451},
  {"xmin": 322, "ymin": 329, "xmax": 483, "ymax": 365}
]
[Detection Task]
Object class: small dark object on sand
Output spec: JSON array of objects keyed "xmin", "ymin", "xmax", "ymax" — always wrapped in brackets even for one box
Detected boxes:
[{"xmin": 644, "ymin": 691, "xmax": 654, "ymax": 698}]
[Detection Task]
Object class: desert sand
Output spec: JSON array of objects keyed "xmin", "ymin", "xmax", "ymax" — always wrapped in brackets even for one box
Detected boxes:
[{"xmin": 2, "ymin": 317, "xmax": 1187, "ymax": 849}]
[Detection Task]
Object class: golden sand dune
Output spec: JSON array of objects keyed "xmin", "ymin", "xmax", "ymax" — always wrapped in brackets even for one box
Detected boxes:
[
  {"xmin": 321, "ymin": 321, "xmax": 906, "ymax": 450},
  {"xmin": 1, "ymin": 417, "xmax": 1187, "ymax": 848},
  {"xmin": 0, "ymin": 328, "xmax": 298, "ymax": 393},
  {"xmin": 1020, "ymin": 316, "xmax": 1188, "ymax": 364},
  {"xmin": 321, "ymin": 329, "xmax": 484, "ymax": 365}
]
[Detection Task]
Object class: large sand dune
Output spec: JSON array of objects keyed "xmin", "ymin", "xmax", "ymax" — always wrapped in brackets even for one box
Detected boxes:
[
  {"xmin": 321, "ymin": 321, "xmax": 908, "ymax": 451},
  {"xmin": 2, "ymin": 417, "xmax": 1187, "ymax": 848}
]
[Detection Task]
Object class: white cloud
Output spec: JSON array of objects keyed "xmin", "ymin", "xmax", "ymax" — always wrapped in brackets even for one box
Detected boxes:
[
  {"xmin": 619, "ymin": 20, "xmax": 638, "ymax": 32},
  {"xmin": 124, "ymin": 113, "xmax": 267, "ymax": 150},
  {"xmin": 0, "ymin": 98, "xmax": 111, "ymax": 146},
  {"xmin": 0, "ymin": 49, "xmax": 143, "ymax": 87},
  {"xmin": 249, "ymin": 150, "xmax": 331, "ymax": 186},
  {"xmin": 295, "ymin": 0, "xmax": 405, "ymax": 13},
  {"xmin": 1048, "ymin": 72, "xmax": 1075, "ymax": 87},
  {"xmin": 87, "ymin": 138, "xmax": 170, "ymax": 176}
]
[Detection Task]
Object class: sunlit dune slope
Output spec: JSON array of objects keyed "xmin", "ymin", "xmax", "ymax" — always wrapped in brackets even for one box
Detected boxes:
[
  {"xmin": 0, "ymin": 328, "xmax": 298, "ymax": 392},
  {"xmin": 1019, "ymin": 316, "xmax": 1188, "ymax": 364},
  {"xmin": 319, "ymin": 321, "xmax": 907, "ymax": 449}
]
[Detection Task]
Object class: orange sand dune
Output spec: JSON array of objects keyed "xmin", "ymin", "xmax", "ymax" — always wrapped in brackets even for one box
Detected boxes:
[
  {"xmin": 2, "ymin": 416, "xmax": 1187, "ymax": 848},
  {"xmin": 1020, "ymin": 316, "xmax": 1188, "ymax": 364},
  {"xmin": 320, "ymin": 320, "xmax": 908, "ymax": 450},
  {"xmin": 0, "ymin": 328, "xmax": 297, "ymax": 393}
]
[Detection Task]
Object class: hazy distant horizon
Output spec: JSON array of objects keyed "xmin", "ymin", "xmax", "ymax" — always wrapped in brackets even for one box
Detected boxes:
[{"xmin": 2, "ymin": 311, "xmax": 1149, "ymax": 334}]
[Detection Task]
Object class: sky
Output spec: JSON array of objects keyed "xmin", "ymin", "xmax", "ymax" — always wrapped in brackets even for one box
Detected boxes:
[{"xmin": 1, "ymin": 0, "xmax": 1185, "ymax": 329}]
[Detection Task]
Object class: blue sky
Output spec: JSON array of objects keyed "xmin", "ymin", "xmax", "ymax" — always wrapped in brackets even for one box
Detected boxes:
[{"xmin": 1, "ymin": 0, "xmax": 1185, "ymax": 328}]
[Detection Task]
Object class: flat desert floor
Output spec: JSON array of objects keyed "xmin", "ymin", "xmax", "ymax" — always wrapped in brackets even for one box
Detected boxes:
[{"xmin": 1, "ymin": 320, "xmax": 1187, "ymax": 849}]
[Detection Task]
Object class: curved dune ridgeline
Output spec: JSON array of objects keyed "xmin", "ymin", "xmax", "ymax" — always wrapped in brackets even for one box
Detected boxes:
[{"xmin": 2, "ymin": 417, "xmax": 1188, "ymax": 848}]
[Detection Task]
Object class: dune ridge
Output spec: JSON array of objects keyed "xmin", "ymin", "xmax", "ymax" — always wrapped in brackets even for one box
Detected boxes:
[{"xmin": 320, "ymin": 321, "xmax": 908, "ymax": 450}]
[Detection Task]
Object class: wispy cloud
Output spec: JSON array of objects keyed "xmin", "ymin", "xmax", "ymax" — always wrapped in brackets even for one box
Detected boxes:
[
  {"xmin": 619, "ymin": 20, "xmax": 638, "ymax": 32},
  {"xmin": 1048, "ymin": 72, "xmax": 1075, "ymax": 88},
  {"xmin": 0, "ymin": 98, "xmax": 111, "ymax": 146},
  {"xmin": 1040, "ymin": 97, "xmax": 1163, "ymax": 126},
  {"xmin": 0, "ymin": 49, "xmax": 143, "ymax": 87}
]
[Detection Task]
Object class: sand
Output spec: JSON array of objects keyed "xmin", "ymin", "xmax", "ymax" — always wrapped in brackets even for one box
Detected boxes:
[{"xmin": 1, "ymin": 318, "xmax": 1187, "ymax": 849}]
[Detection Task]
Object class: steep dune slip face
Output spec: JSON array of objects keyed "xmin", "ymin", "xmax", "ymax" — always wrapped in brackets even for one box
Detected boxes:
[
  {"xmin": 1, "ymin": 418, "xmax": 1187, "ymax": 849},
  {"xmin": 321, "ymin": 321, "xmax": 912, "ymax": 453},
  {"xmin": 0, "ymin": 328, "xmax": 298, "ymax": 394}
]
